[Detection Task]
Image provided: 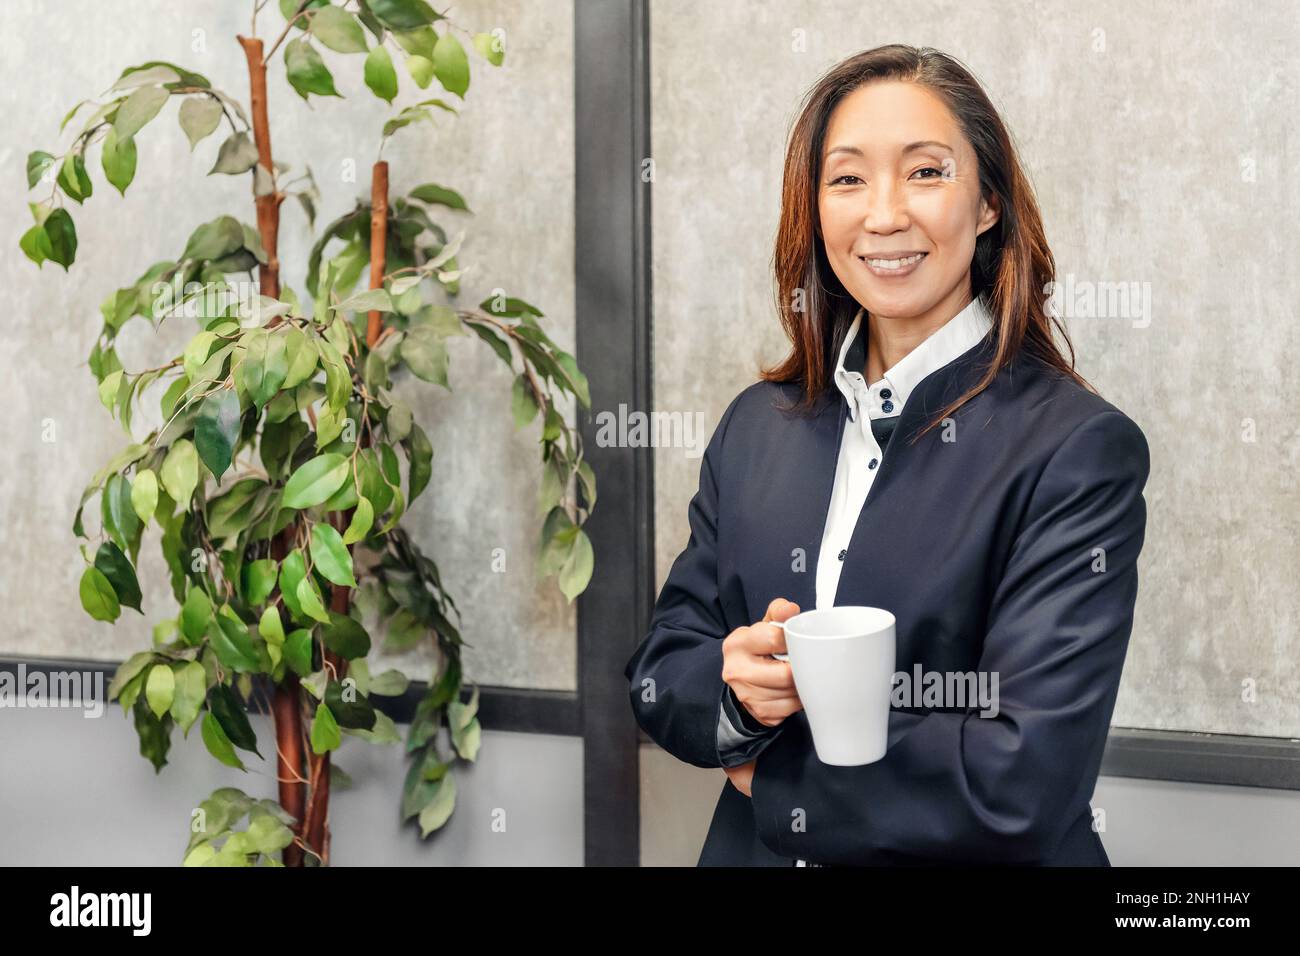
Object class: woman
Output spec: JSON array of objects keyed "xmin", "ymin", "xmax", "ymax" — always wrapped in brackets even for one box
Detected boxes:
[{"xmin": 623, "ymin": 44, "xmax": 1150, "ymax": 867}]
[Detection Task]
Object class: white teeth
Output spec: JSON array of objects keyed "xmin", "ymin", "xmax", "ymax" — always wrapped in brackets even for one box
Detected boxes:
[{"xmin": 864, "ymin": 253, "xmax": 926, "ymax": 269}]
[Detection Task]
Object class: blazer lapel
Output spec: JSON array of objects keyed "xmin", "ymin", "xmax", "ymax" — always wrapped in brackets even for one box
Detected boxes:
[{"xmin": 830, "ymin": 328, "xmax": 998, "ymax": 607}]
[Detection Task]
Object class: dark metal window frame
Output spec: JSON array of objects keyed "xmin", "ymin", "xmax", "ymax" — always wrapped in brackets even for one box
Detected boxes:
[{"xmin": 5, "ymin": 0, "xmax": 1299, "ymax": 870}]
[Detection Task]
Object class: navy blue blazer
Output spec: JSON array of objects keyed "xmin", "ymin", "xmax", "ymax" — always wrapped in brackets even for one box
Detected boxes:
[{"xmin": 624, "ymin": 328, "xmax": 1151, "ymax": 866}]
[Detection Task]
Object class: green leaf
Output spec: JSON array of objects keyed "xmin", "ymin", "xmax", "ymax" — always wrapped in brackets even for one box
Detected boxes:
[
  {"xmin": 322, "ymin": 610, "xmax": 370, "ymax": 660},
  {"xmin": 312, "ymin": 6, "xmax": 368, "ymax": 52},
  {"xmin": 56, "ymin": 152, "xmax": 93, "ymax": 202},
  {"xmin": 201, "ymin": 710, "xmax": 245, "ymax": 770},
  {"xmin": 281, "ymin": 328, "xmax": 318, "ymax": 388},
  {"xmin": 109, "ymin": 651, "xmax": 155, "ymax": 702},
  {"xmin": 310, "ymin": 702, "xmax": 341, "ymax": 753},
  {"xmin": 285, "ymin": 37, "xmax": 340, "ymax": 100},
  {"xmin": 79, "ymin": 566, "xmax": 120, "ymax": 622},
  {"xmin": 183, "ymin": 215, "xmax": 244, "ymax": 261},
  {"xmin": 473, "ymin": 31, "xmax": 505, "ymax": 66},
  {"xmin": 172, "ymin": 661, "xmax": 207, "ymax": 734},
  {"xmin": 209, "ymin": 614, "xmax": 263, "ymax": 674},
  {"xmin": 111, "ymin": 64, "xmax": 180, "ymax": 90},
  {"xmin": 100, "ymin": 127, "xmax": 137, "ymax": 195},
  {"xmin": 258, "ymin": 605, "xmax": 286, "ymax": 646},
  {"xmin": 209, "ymin": 683, "xmax": 261, "ymax": 755},
  {"xmin": 26, "ymin": 150, "xmax": 56, "ymax": 188},
  {"xmin": 368, "ymin": 0, "xmax": 440, "ymax": 30},
  {"xmin": 243, "ymin": 559, "xmax": 278, "ymax": 606},
  {"xmin": 178, "ymin": 96, "xmax": 223, "ymax": 149},
  {"xmin": 576, "ymin": 459, "xmax": 597, "ymax": 509},
  {"xmin": 407, "ymin": 423, "xmax": 432, "ymax": 502},
  {"xmin": 181, "ymin": 586, "xmax": 213, "ymax": 642},
  {"xmin": 114, "ymin": 85, "xmax": 170, "ymax": 140},
  {"xmin": 401, "ymin": 328, "xmax": 448, "ymax": 385},
  {"xmin": 406, "ymin": 54, "xmax": 434, "ymax": 88},
  {"xmin": 364, "ymin": 44, "xmax": 399, "ymax": 102},
  {"xmin": 206, "ymin": 478, "xmax": 265, "ymax": 538},
  {"xmin": 337, "ymin": 288, "xmax": 393, "ymax": 312},
  {"xmin": 432, "ymin": 31, "xmax": 469, "ymax": 97},
  {"xmin": 284, "ymin": 628, "xmax": 314, "ymax": 676},
  {"xmin": 160, "ymin": 438, "xmax": 199, "ymax": 504},
  {"xmin": 146, "ymin": 664, "xmax": 175, "ymax": 720},
  {"xmin": 409, "ymin": 181, "xmax": 468, "ymax": 211},
  {"xmin": 278, "ymin": 551, "xmax": 309, "ymax": 621},
  {"xmin": 98, "ymin": 369, "xmax": 124, "ymax": 411},
  {"xmin": 318, "ymin": 340, "xmax": 351, "ymax": 411},
  {"xmin": 101, "ymin": 473, "xmax": 141, "ymax": 556},
  {"xmin": 310, "ymin": 523, "xmax": 356, "ymax": 587},
  {"xmin": 283, "ymin": 453, "xmax": 350, "ymax": 509},
  {"xmin": 195, "ymin": 388, "xmax": 241, "ymax": 479},
  {"xmin": 295, "ymin": 576, "xmax": 331, "ymax": 624},
  {"xmin": 324, "ymin": 678, "xmax": 375, "ymax": 728},
  {"xmin": 452, "ymin": 715, "xmax": 481, "ymax": 761},
  {"xmin": 20, "ymin": 221, "xmax": 54, "ymax": 266},
  {"xmin": 130, "ymin": 468, "xmax": 159, "ymax": 522},
  {"xmin": 342, "ymin": 497, "xmax": 374, "ymax": 545},
  {"xmin": 209, "ymin": 132, "xmax": 259, "ymax": 175},
  {"xmin": 93, "ymin": 541, "xmax": 143, "ymax": 613},
  {"xmin": 42, "ymin": 208, "xmax": 77, "ymax": 269},
  {"xmin": 133, "ymin": 693, "xmax": 172, "ymax": 772},
  {"xmin": 418, "ymin": 773, "xmax": 456, "ymax": 836},
  {"xmin": 257, "ymin": 335, "xmax": 289, "ymax": 407},
  {"xmin": 511, "ymin": 374, "xmax": 539, "ymax": 428},
  {"xmin": 558, "ymin": 527, "xmax": 594, "ymax": 602}
]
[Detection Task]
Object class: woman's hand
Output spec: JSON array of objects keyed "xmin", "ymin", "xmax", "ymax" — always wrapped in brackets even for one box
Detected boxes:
[
  {"xmin": 722, "ymin": 597, "xmax": 804, "ymax": 729},
  {"xmin": 725, "ymin": 760, "xmax": 755, "ymax": 797}
]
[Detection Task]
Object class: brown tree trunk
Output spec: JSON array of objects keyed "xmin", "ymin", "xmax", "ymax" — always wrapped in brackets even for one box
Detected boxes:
[
  {"xmin": 238, "ymin": 32, "xmax": 306, "ymax": 867},
  {"xmin": 367, "ymin": 161, "xmax": 389, "ymax": 345}
]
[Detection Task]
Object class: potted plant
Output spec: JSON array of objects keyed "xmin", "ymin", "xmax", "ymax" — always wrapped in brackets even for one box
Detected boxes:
[{"xmin": 19, "ymin": 0, "xmax": 595, "ymax": 866}]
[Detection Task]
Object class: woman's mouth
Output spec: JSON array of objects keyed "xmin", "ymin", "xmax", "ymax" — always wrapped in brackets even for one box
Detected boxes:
[{"xmin": 859, "ymin": 251, "xmax": 928, "ymax": 278}]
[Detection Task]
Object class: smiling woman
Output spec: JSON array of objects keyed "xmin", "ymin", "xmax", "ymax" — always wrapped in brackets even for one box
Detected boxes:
[{"xmin": 625, "ymin": 43, "xmax": 1151, "ymax": 867}]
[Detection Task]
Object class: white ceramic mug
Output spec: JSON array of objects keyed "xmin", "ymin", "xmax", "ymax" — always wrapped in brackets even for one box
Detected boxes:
[{"xmin": 768, "ymin": 606, "xmax": 896, "ymax": 766}]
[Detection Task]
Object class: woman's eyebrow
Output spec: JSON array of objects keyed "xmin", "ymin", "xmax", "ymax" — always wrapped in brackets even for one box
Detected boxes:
[{"xmin": 824, "ymin": 140, "xmax": 954, "ymax": 159}]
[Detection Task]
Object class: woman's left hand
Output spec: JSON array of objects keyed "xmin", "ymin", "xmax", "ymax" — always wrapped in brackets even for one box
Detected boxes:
[{"xmin": 725, "ymin": 760, "xmax": 756, "ymax": 797}]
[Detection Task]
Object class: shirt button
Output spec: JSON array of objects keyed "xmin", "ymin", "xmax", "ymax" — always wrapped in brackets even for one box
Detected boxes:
[
  {"xmin": 838, "ymin": 549, "xmax": 847, "ymax": 561},
  {"xmin": 868, "ymin": 458, "xmax": 878, "ymax": 469},
  {"xmin": 880, "ymin": 388, "xmax": 892, "ymax": 399},
  {"xmin": 881, "ymin": 400, "xmax": 894, "ymax": 413}
]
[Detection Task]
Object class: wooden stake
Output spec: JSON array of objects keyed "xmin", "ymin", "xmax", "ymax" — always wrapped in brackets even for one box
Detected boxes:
[{"xmin": 237, "ymin": 32, "xmax": 304, "ymax": 866}]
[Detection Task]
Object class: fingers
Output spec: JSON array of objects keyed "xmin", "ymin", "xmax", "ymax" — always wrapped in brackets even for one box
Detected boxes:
[
  {"xmin": 732, "ymin": 692, "xmax": 804, "ymax": 727},
  {"xmin": 762, "ymin": 597, "xmax": 800, "ymax": 623}
]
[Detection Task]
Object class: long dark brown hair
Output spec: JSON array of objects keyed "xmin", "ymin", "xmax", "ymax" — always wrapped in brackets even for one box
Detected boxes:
[{"xmin": 762, "ymin": 44, "xmax": 1094, "ymax": 442}]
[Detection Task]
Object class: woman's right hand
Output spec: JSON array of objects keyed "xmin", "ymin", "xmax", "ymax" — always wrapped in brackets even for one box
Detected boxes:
[{"xmin": 721, "ymin": 598, "xmax": 804, "ymax": 728}]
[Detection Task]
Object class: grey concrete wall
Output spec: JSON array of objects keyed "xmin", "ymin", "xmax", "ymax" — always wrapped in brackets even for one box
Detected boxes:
[
  {"xmin": 0, "ymin": 0, "xmax": 577, "ymax": 691},
  {"xmin": 643, "ymin": 1, "xmax": 1299, "ymax": 863}
]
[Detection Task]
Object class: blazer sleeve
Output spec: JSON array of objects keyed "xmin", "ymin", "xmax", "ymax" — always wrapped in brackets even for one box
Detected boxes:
[
  {"xmin": 718, "ymin": 684, "xmax": 787, "ymax": 768},
  {"xmin": 750, "ymin": 410, "xmax": 1151, "ymax": 864},
  {"xmin": 624, "ymin": 390, "xmax": 749, "ymax": 769}
]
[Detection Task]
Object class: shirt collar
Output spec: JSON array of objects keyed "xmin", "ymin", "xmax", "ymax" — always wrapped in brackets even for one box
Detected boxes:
[{"xmin": 833, "ymin": 295, "xmax": 994, "ymax": 420}]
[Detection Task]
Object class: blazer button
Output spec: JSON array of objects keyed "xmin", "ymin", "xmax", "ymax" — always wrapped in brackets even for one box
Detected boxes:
[
  {"xmin": 868, "ymin": 458, "xmax": 878, "ymax": 469},
  {"xmin": 881, "ymin": 399, "xmax": 894, "ymax": 413},
  {"xmin": 880, "ymin": 388, "xmax": 892, "ymax": 399},
  {"xmin": 838, "ymin": 549, "xmax": 847, "ymax": 560}
]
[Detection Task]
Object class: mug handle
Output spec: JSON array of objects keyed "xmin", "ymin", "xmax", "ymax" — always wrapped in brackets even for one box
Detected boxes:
[{"xmin": 766, "ymin": 619, "xmax": 789, "ymax": 662}]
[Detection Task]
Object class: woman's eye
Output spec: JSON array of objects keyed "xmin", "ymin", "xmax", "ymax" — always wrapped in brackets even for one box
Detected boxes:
[
  {"xmin": 912, "ymin": 166, "xmax": 943, "ymax": 180},
  {"xmin": 829, "ymin": 174, "xmax": 862, "ymax": 186}
]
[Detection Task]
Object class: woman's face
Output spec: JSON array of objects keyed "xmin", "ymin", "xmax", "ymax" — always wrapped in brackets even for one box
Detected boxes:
[{"xmin": 817, "ymin": 80, "xmax": 999, "ymax": 325}]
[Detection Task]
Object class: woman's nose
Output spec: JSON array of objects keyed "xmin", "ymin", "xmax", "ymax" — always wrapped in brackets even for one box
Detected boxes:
[{"xmin": 861, "ymin": 180, "xmax": 909, "ymax": 233}]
